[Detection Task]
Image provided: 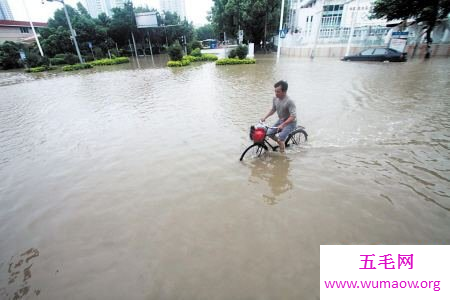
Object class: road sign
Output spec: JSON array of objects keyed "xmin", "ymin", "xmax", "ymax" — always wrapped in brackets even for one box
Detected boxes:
[
  {"xmin": 279, "ymin": 29, "xmax": 286, "ymax": 39},
  {"xmin": 238, "ymin": 30, "xmax": 243, "ymax": 43},
  {"xmin": 392, "ymin": 31, "xmax": 409, "ymax": 39},
  {"xmin": 87, "ymin": 42, "xmax": 92, "ymax": 49}
]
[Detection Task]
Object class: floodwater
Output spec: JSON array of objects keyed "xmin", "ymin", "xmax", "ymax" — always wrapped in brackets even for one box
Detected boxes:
[{"xmin": 0, "ymin": 55, "xmax": 449, "ymax": 299}]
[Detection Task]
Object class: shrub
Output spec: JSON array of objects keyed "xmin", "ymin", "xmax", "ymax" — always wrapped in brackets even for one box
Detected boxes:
[
  {"xmin": 190, "ymin": 40, "xmax": 202, "ymax": 51},
  {"xmin": 25, "ymin": 66, "xmax": 56, "ymax": 73},
  {"xmin": 168, "ymin": 42, "xmax": 183, "ymax": 61},
  {"xmin": 50, "ymin": 57, "xmax": 66, "ymax": 65},
  {"xmin": 202, "ymin": 54, "xmax": 218, "ymax": 61},
  {"xmin": 235, "ymin": 44, "xmax": 248, "ymax": 59},
  {"xmin": 228, "ymin": 49, "xmax": 237, "ymax": 58},
  {"xmin": 25, "ymin": 53, "xmax": 50, "ymax": 68},
  {"xmin": 62, "ymin": 63, "xmax": 93, "ymax": 71},
  {"xmin": 64, "ymin": 53, "xmax": 79, "ymax": 65},
  {"xmin": 191, "ymin": 48, "xmax": 202, "ymax": 57},
  {"xmin": 25, "ymin": 66, "xmax": 46, "ymax": 73},
  {"xmin": 0, "ymin": 41, "xmax": 23, "ymax": 69},
  {"xmin": 215, "ymin": 58, "xmax": 256, "ymax": 65},
  {"xmin": 167, "ymin": 59, "xmax": 191, "ymax": 67},
  {"xmin": 93, "ymin": 46, "xmax": 104, "ymax": 59},
  {"xmin": 54, "ymin": 53, "xmax": 65, "ymax": 59},
  {"xmin": 25, "ymin": 52, "xmax": 41, "ymax": 68},
  {"xmin": 90, "ymin": 57, "xmax": 130, "ymax": 66},
  {"xmin": 182, "ymin": 55, "xmax": 196, "ymax": 63}
]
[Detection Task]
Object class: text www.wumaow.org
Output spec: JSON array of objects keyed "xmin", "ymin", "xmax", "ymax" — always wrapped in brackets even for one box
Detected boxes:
[{"xmin": 324, "ymin": 280, "xmax": 441, "ymax": 291}]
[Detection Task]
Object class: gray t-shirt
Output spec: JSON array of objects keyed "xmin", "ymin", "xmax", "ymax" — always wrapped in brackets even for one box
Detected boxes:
[{"xmin": 272, "ymin": 95, "xmax": 297, "ymax": 121}]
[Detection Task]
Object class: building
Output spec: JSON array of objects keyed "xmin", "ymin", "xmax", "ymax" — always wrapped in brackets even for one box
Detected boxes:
[
  {"xmin": 0, "ymin": 20, "xmax": 47, "ymax": 44},
  {"xmin": 283, "ymin": 0, "xmax": 450, "ymax": 57},
  {"xmin": 0, "ymin": 0, "xmax": 14, "ymax": 20},
  {"xmin": 287, "ymin": 0, "xmax": 388, "ymax": 46},
  {"xmin": 85, "ymin": 0, "xmax": 125, "ymax": 18},
  {"xmin": 160, "ymin": 0, "xmax": 186, "ymax": 20}
]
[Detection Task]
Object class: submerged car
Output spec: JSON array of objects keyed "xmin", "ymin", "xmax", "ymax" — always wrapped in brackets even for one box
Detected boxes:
[{"xmin": 342, "ymin": 48, "xmax": 407, "ymax": 62}]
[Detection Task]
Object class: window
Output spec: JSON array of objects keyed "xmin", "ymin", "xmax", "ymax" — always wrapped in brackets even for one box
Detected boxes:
[
  {"xmin": 361, "ymin": 49, "xmax": 374, "ymax": 55},
  {"xmin": 373, "ymin": 48, "xmax": 387, "ymax": 55},
  {"xmin": 321, "ymin": 5, "xmax": 343, "ymax": 28},
  {"xmin": 20, "ymin": 27, "xmax": 29, "ymax": 33}
]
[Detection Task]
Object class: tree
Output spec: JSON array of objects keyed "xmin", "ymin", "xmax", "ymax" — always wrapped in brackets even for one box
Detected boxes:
[
  {"xmin": 211, "ymin": 0, "xmax": 283, "ymax": 48},
  {"xmin": 195, "ymin": 24, "xmax": 215, "ymax": 40},
  {"xmin": 109, "ymin": 1, "xmax": 137, "ymax": 48},
  {"xmin": 40, "ymin": 2, "xmax": 110, "ymax": 58},
  {"xmin": 372, "ymin": 0, "xmax": 450, "ymax": 58},
  {"xmin": 0, "ymin": 41, "xmax": 23, "ymax": 69}
]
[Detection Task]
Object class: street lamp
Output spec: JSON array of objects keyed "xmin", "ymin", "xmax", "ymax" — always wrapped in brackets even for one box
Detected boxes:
[
  {"xmin": 276, "ymin": 0, "xmax": 286, "ymax": 61},
  {"xmin": 45, "ymin": 0, "xmax": 83, "ymax": 64},
  {"xmin": 22, "ymin": 0, "xmax": 44, "ymax": 56}
]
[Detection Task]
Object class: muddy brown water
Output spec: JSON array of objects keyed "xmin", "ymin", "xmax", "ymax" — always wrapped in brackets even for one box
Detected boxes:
[{"xmin": 1, "ymin": 55, "xmax": 449, "ymax": 299}]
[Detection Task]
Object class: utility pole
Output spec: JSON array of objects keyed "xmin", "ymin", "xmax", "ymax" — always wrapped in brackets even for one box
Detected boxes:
[
  {"xmin": 23, "ymin": 0, "xmax": 44, "ymax": 57},
  {"xmin": 276, "ymin": 0, "xmax": 286, "ymax": 61},
  {"xmin": 46, "ymin": 0, "xmax": 83, "ymax": 64}
]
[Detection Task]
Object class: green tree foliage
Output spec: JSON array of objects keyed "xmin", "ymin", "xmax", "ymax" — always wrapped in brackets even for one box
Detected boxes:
[
  {"xmin": 2, "ymin": 0, "xmax": 197, "ymax": 68},
  {"xmin": 211, "ymin": 0, "xmax": 282, "ymax": 46},
  {"xmin": 235, "ymin": 44, "xmax": 248, "ymax": 59},
  {"xmin": 40, "ymin": 2, "xmax": 110, "ymax": 58},
  {"xmin": 372, "ymin": 0, "xmax": 450, "ymax": 58},
  {"xmin": 168, "ymin": 41, "xmax": 184, "ymax": 61},
  {"xmin": 0, "ymin": 41, "xmax": 23, "ymax": 69},
  {"xmin": 195, "ymin": 24, "xmax": 215, "ymax": 40},
  {"xmin": 109, "ymin": 1, "xmax": 137, "ymax": 47}
]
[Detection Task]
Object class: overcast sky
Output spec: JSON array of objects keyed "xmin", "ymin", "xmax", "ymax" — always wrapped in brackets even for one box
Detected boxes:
[{"xmin": 9, "ymin": 0, "xmax": 212, "ymax": 26}]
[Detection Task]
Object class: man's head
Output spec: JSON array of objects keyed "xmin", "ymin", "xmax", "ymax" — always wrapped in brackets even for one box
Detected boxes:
[{"xmin": 274, "ymin": 80, "xmax": 288, "ymax": 99}]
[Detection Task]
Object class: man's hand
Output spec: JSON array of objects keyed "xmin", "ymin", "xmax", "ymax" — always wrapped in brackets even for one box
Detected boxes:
[
  {"xmin": 277, "ymin": 123, "xmax": 285, "ymax": 131},
  {"xmin": 260, "ymin": 118, "xmax": 266, "ymax": 123}
]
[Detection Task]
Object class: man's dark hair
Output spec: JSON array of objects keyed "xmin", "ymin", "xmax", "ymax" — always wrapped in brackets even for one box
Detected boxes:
[{"xmin": 274, "ymin": 80, "xmax": 288, "ymax": 91}]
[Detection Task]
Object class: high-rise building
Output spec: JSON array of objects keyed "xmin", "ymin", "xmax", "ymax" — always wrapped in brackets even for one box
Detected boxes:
[
  {"xmin": 85, "ymin": 0, "xmax": 125, "ymax": 18},
  {"xmin": 160, "ymin": 0, "xmax": 186, "ymax": 20},
  {"xmin": 0, "ymin": 0, "xmax": 13, "ymax": 20}
]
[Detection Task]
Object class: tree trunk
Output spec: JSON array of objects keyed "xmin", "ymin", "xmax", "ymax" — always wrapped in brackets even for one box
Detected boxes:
[{"xmin": 425, "ymin": 24, "xmax": 433, "ymax": 59}]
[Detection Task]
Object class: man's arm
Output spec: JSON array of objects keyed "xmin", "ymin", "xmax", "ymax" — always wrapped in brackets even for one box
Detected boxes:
[{"xmin": 261, "ymin": 108, "xmax": 276, "ymax": 122}]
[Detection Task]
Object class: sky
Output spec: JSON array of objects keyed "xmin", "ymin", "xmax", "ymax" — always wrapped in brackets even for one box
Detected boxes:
[{"xmin": 8, "ymin": 0, "xmax": 213, "ymax": 27}]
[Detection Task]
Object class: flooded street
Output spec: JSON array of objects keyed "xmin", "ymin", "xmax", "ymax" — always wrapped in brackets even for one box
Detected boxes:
[{"xmin": 0, "ymin": 55, "xmax": 449, "ymax": 299}]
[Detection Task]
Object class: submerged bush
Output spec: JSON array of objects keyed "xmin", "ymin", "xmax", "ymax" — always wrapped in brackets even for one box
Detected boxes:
[
  {"xmin": 64, "ymin": 53, "xmax": 79, "ymax": 65},
  {"xmin": 168, "ymin": 42, "xmax": 183, "ymax": 61},
  {"xmin": 25, "ymin": 65, "xmax": 56, "ymax": 73},
  {"xmin": 90, "ymin": 57, "xmax": 130, "ymax": 66},
  {"xmin": 167, "ymin": 59, "xmax": 191, "ymax": 67},
  {"xmin": 235, "ymin": 44, "xmax": 249, "ymax": 59},
  {"xmin": 62, "ymin": 63, "xmax": 93, "ymax": 71},
  {"xmin": 167, "ymin": 54, "xmax": 218, "ymax": 67},
  {"xmin": 215, "ymin": 58, "xmax": 256, "ymax": 65},
  {"xmin": 191, "ymin": 48, "xmax": 202, "ymax": 57},
  {"xmin": 228, "ymin": 49, "xmax": 237, "ymax": 58},
  {"xmin": 50, "ymin": 57, "xmax": 66, "ymax": 65}
]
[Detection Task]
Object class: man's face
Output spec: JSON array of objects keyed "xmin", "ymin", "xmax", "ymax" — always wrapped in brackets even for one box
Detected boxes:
[{"xmin": 275, "ymin": 86, "xmax": 286, "ymax": 99}]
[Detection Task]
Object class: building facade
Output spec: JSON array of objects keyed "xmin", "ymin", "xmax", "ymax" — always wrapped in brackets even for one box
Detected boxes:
[
  {"xmin": 287, "ymin": 0, "xmax": 388, "ymax": 46},
  {"xmin": 85, "ymin": 0, "xmax": 125, "ymax": 18},
  {"xmin": 0, "ymin": 20, "xmax": 47, "ymax": 44},
  {"xmin": 283, "ymin": 0, "xmax": 450, "ymax": 57},
  {"xmin": 160, "ymin": 0, "xmax": 186, "ymax": 20},
  {"xmin": 0, "ymin": 0, "xmax": 14, "ymax": 20}
]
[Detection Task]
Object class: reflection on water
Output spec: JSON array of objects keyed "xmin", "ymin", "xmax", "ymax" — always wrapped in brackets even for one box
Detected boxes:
[
  {"xmin": 248, "ymin": 155, "xmax": 293, "ymax": 205},
  {"xmin": 0, "ymin": 54, "xmax": 449, "ymax": 299}
]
